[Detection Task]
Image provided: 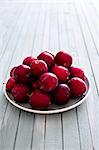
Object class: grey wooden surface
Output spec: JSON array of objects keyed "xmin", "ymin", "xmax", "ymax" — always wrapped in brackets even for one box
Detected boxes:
[{"xmin": 0, "ymin": 1, "xmax": 99, "ymax": 150}]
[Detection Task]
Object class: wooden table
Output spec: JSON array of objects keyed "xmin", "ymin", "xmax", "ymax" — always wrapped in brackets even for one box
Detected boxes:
[{"xmin": 0, "ymin": 1, "xmax": 99, "ymax": 150}]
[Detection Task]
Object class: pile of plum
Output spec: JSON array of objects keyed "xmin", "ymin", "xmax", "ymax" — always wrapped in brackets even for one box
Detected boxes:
[{"xmin": 6, "ymin": 51, "xmax": 87, "ymax": 110}]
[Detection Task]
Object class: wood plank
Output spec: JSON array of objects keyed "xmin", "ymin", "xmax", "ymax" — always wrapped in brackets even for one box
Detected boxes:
[
  {"xmin": 0, "ymin": 2, "xmax": 98, "ymax": 150},
  {"xmin": 45, "ymin": 114, "xmax": 62, "ymax": 150},
  {"xmin": 44, "ymin": 3, "xmax": 63, "ymax": 150},
  {"xmin": 0, "ymin": 3, "xmax": 27, "ymax": 128},
  {"xmin": 72, "ymin": 3, "xmax": 99, "ymax": 149},
  {"xmin": 0, "ymin": 4, "xmax": 34, "ymax": 150},
  {"xmin": 48, "ymin": 3, "xmax": 59, "ymax": 53},
  {"xmin": 64, "ymin": 3, "xmax": 93, "ymax": 150},
  {"xmin": 42, "ymin": 3, "xmax": 50, "ymax": 50},
  {"xmin": 31, "ymin": 115, "xmax": 45, "ymax": 150},
  {"xmin": 32, "ymin": 3, "xmax": 46, "ymax": 53},
  {"xmin": 81, "ymin": 3, "xmax": 99, "ymax": 54},
  {"xmin": 9, "ymin": 3, "xmax": 48, "ymax": 150},
  {"xmin": 75, "ymin": 3, "xmax": 99, "ymax": 94},
  {"xmin": 58, "ymin": 5, "xmax": 81, "ymax": 150},
  {"xmin": 57, "ymin": 4, "xmax": 69, "ymax": 50},
  {"xmin": 1, "ymin": 5, "xmax": 25, "ymax": 52},
  {"xmin": 63, "ymin": 109, "xmax": 80, "ymax": 150},
  {"xmin": 14, "ymin": 3, "xmax": 42, "ymax": 150},
  {"xmin": 0, "ymin": 4, "xmax": 23, "ymax": 58},
  {"xmin": 31, "ymin": 3, "xmax": 49, "ymax": 150}
]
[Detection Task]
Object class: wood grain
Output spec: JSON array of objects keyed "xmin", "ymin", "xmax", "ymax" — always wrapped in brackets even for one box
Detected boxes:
[{"xmin": 0, "ymin": 1, "xmax": 99, "ymax": 150}]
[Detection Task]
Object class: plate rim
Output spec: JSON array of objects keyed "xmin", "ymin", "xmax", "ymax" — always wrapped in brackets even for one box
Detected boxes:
[{"xmin": 4, "ymin": 75, "xmax": 91, "ymax": 114}]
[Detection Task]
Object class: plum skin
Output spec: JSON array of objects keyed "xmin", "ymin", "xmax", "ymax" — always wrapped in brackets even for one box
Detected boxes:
[{"xmin": 53, "ymin": 84, "xmax": 70, "ymax": 105}]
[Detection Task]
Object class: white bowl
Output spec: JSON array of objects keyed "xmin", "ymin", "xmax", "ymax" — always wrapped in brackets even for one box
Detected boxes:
[{"xmin": 4, "ymin": 76, "xmax": 91, "ymax": 114}]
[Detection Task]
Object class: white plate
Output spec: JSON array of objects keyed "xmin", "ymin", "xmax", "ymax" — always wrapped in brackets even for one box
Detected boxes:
[{"xmin": 4, "ymin": 76, "xmax": 90, "ymax": 114}]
